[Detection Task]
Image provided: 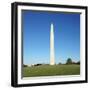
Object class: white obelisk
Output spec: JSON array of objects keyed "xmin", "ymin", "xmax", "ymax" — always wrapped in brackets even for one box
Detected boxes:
[{"xmin": 50, "ymin": 23, "xmax": 55, "ymax": 65}]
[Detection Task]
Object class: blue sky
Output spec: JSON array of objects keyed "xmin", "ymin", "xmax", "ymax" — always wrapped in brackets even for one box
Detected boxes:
[{"xmin": 22, "ymin": 10, "xmax": 80, "ymax": 65}]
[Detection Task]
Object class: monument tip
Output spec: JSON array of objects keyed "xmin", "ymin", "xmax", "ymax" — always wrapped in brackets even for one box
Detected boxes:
[
  {"xmin": 51, "ymin": 22, "xmax": 53, "ymax": 25},
  {"xmin": 51, "ymin": 22, "xmax": 54, "ymax": 32}
]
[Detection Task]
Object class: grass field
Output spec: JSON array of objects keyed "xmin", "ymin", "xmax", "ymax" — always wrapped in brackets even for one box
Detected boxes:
[{"xmin": 23, "ymin": 64, "xmax": 80, "ymax": 77}]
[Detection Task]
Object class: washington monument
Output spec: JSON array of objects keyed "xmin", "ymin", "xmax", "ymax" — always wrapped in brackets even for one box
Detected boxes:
[{"xmin": 50, "ymin": 23, "xmax": 55, "ymax": 65}]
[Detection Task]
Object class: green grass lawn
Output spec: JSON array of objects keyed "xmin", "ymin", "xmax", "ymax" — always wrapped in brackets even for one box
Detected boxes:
[{"xmin": 23, "ymin": 64, "xmax": 80, "ymax": 77}]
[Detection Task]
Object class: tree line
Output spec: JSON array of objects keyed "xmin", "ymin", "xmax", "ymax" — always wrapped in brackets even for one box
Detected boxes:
[{"xmin": 23, "ymin": 58, "xmax": 80, "ymax": 67}]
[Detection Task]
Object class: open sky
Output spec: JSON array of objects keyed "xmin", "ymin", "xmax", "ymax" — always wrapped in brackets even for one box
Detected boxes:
[{"xmin": 22, "ymin": 10, "xmax": 80, "ymax": 65}]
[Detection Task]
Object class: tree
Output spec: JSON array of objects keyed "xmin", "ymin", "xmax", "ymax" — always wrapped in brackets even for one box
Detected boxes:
[
  {"xmin": 66, "ymin": 58, "xmax": 72, "ymax": 64},
  {"xmin": 58, "ymin": 62, "xmax": 62, "ymax": 65},
  {"xmin": 77, "ymin": 61, "xmax": 80, "ymax": 64},
  {"xmin": 23, "ymin": 64, "xmax": 28, "ymax": 67}
]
